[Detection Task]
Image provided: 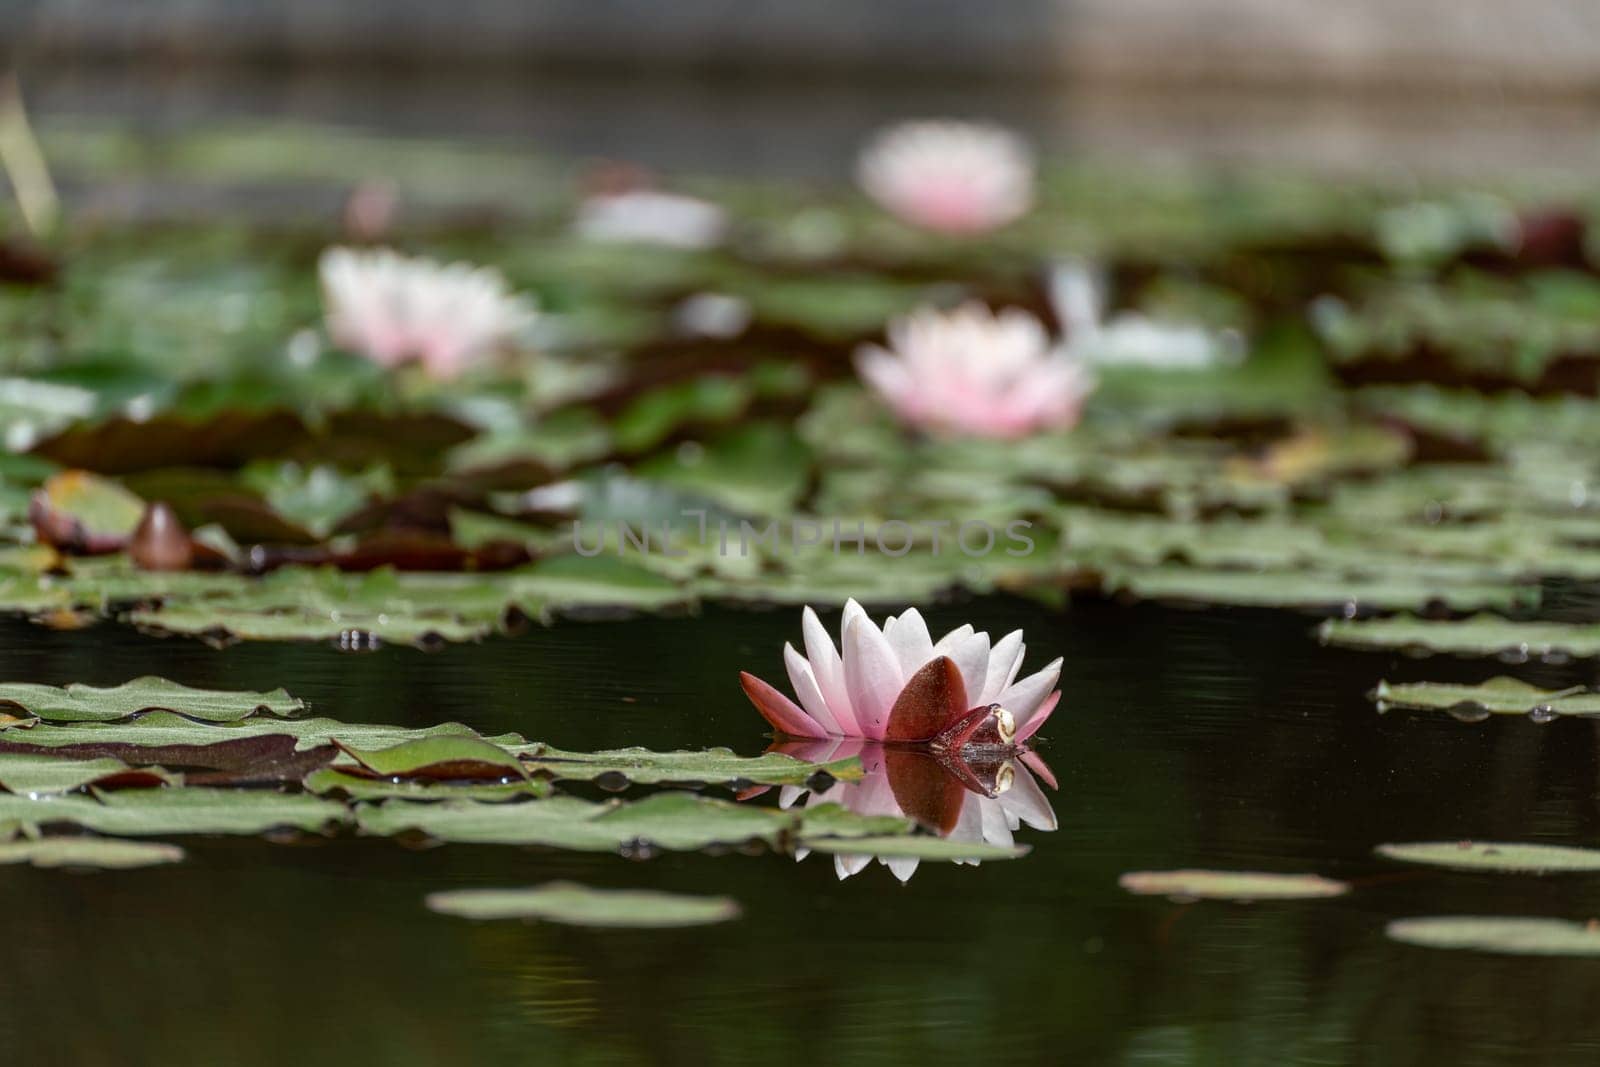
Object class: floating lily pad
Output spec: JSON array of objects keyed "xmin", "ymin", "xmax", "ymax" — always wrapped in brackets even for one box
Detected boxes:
[
  {"xmin": 1373, "ymin": 678, "xmax": 1600, "ymax": 718},
  {"xmin": 1118, "ymin": 869, "xmax": 1350, "ymax": 901},
  {"xmin": 802, "ymin": 835, "xmax": 1028, "ymax": 863},
  {"xmin": 0, "ymin": 836, "xmax": 186, "ymax": 870},
  {"xmin": 1321, "ymin": 615, "xmax": 1600, "ymax": 659},
  {"xmin": 1102, "ymin": 566, "xmax": 1533, "ymax": 613},
  {"xmin": 520, "ymin": 745, "xmax": 862, "ymax": 788},
  {"xmin": 357, "ymin": 792, "xmax": 905, "ymax": 853},
  {"xmin": 1376, "ymin": 841, "xmax": 1600, "ymax": 873},
  {"xmin": 0, "ymin": 677, "xmax": 303, "ymax": 723},
  {"xmin": 334, "ymin": 736, "xmax": 529, "ymax": 782},
  {"xmin": 304, "ymin": 768, "xmax": 548, "ymax": 802},
  {"xmin": 0, "ymin": 711, "xmax": 523, "ymax": 754},
  {"xmin": 0, "ymin": 788, "xmax": 349, "ymax": 836},
  {"xmin": 424, "ymin": 882, "xmax": 742, "ymax": 927},
  {"xmin": 0, "ymin": 753, "xmax": 180, "ymax": 795},
  {"xmin": 1387, "ymin": 916, "xmax": 1600, "ymax": 956}
]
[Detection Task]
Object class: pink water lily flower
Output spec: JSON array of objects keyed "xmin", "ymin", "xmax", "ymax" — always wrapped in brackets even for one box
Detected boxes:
[
  {"xmin": 855, "ymin": 302, "xmax": 1095, "ymax": 439},
  {"xmin": 319, "ymin": 247, "xmax": 535, "ymax": 379},
  {"xmin": 763, "ymin": 739, "xmax": 1058, "ymax": 883},
  {"xmin": 857, "ymin": 120, "xmax": 1034, "ymax": 235},
  {"xmin": 573, "ymin": 190, "xmax": 728, "ymax": 249},
  {"xmin": 739, "ymin": 601, "xmax": 1062, "ymax": 745}
]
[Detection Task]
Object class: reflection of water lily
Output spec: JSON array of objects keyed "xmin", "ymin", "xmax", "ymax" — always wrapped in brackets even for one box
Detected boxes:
[
  {"xmin": 573, "ymin": 191, "xmax": 728, "ymax": 249},
  {"xmin": 857, "ymin": 120, "xmax": 1034, "ymax": 234},
  {"xmin": 855, "ymin": 302, "xmax": 1095, "ymax": 439},
  {"xmin": 319, "ymin": 247, "xmax": 534, "ymax": 379},
  {"xmin": 769, "ymin": 739, "xmax": 1058, "ymax": 882},
  {"xmin": 1049, "ymin": 261, "xmax": 1232, "ymax": 370},
  {"xmin": 739, "ymin": 601, "xmax": 1062, "ymax": 742}
]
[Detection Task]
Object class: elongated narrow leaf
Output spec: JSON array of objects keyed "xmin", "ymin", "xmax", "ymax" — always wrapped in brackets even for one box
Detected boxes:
[
  {"xmin": 334, "ymin": 736, "xmax": 528, "ymax": 781},
  {"xmin": 425, "ymin": 882, "xmax": 741, "ymax": 927},
  {"xmin": 0, "ymin": 788, "xmax": 348, "ymax": 836},
  {"xmin": 1373, "ymin": 677, "xmax": 1600, "ymax": 718},
  {"xmin": 0, "ymin": 836, "xmax": 185, "ymax": 869},
  {"xmin": 1119, "ymin": 869, "xmax": 1350, "ymax": 901},
  {"xmin": 1322, "ymin": 615, "xmax": 1600, "ymax": 659}
]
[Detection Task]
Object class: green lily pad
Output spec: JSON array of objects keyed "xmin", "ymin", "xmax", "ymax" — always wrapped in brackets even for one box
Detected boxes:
[
  {"xmin": 802, "ymin": 835, "xmax": 1028, "ymax": 863},
  {"xmin": 1102, "ymin": 566, "xmax": 1533, "ymax": 613},
  {"xmin": 1373, "ymin": 677, "xmax": 1600, "ymax": 718},
  {"xmin": 0, "ymin": 753, "xmax": 180, "ymax": 795},
  {"xmin": 0, "ymin": 788, "xmax": 349, "ymax": 836},
  {"xmin": 425, "ymin": 882, "xmax": 742, "ymax": 927},
  {"xmin": 304, "ymin": 768, "xmax": 548, "ymax": 802},
  {"xmin": 1376, "ymin": 841, "xmax": 1600, "ymax": 873},
  {"xmin": 38, "ymin": 470, "xmax": 145, "ymax": 540},
  {"xmin": 1118, "ymin": 869, "xmax": 1351, "ymax": 901},
  {"xmin": 1, "ymin": 711, "xmax": 524, "ymax": 754},
  {"xmin": 520, "ymin": 745, "xmax": 862, "ymax": 788},
  {"xmin": 0, "ymin": 677, "xmax": 303, "ymax": 723},
  {"xmin": 1387, "ymin": 916, "xmax": 1600, "ymax": 956},
  {"xmin": 334, "ymin": 736, "xmax": 528, "ymax": 781},
  {"xmin": 0, "ymin": 836, "xmax": 185, "ymax": 870},
  {"xmin": 357, "ymin": 792, "xmax": 906, "ymax": 853},
  {"xmin": 1321, "ymin": 615, "xmax": 1600, "ymax": 659}
]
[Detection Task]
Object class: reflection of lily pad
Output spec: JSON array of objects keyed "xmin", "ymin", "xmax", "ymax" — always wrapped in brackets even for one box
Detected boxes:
[
  {"xmin": 1376, "ymin": 841, "xmax": 1600, "ymax": 873},
  {"xmin": 520, "ymin": 745, "xmax": 862, "ymax": 788},
  {"xmin": 0, "ymin": 677, "xmax": 302, "ymax": 723},
  {"xmin": 425, "ymin": 882, "xmax": 741, "ymax": 927},
  {"xmin": 1119, "ymin": 869, "xmax": 1350, "ymax": 901},
  {"xmin": 0, "ymin": 836, "xmax": 185, "ymax": 870},
  {"xmin": 1373, "ymin": 678, "xmax": 1600, "ymax": 718},
  {"xmin": 1322, "ymin": 615, "xmax": 1600, "ymax": 659},
  {"xmin": 1387, "ymin": 916, "xmax": 1600, "ymax": 956}
]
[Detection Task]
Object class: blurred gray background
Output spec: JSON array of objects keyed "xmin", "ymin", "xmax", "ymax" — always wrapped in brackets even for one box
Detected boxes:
[{"xmin": 5, "ymin": 0, "xmax": 1600, "ymax": 184}]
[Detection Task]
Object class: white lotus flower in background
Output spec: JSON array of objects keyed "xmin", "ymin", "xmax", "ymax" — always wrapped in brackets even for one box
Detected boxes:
[
  {"xmin": 1050, "ymin": 260, "xmax": 1234, "ymax": 370},
  {"xmin": 855, "ymin": 302, "xmax": 1095, "ymax": 439},
  {"xmin": 857, "ymin": 120, "xmax": 1035, "ymax": 235},
  {"xmin": 573, "ymin": 190, "xmax": 728, "ymax": 249},
  {"xmin": 319, "ymin": 247, "xmax": 534, "ymax": 380},
  {"xmin": 770, "ymin": 739, "xmax": 1058, "ymax": 883},
  {"xmin": 739, "ymin": 600, "xmax": 1063, "ymax": 743}
]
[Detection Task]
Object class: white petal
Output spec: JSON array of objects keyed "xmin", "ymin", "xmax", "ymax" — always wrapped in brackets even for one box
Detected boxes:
[
  {"xmin": 802, "ymin": 606, "xmax": 858, "ymax": 735},
  {"xmin": 939, "ymin": 629, "xmax": 991, "ymax": 709},
  {"xmin": 981, "ymin": 630, "xmax": 1025, "ymax": 704},
  {"xmin": 884, "ymin": 607, "xmax": 935, "ymax": 675},
  {"xmin": 835, "ymin": 854, "xmax": 871, "ymax": 880},
  {"xmin": 998, "ymin": 657, "xmax": 1063, "ymax": 726},
  {"xmin": 885, "ymin": 856, "xmax": 921, "ymax": 883},
  {"xmin": 842, "ymin": 616, "xmax": 904, "ymax": 740},
  {"xmin": 999, "ymin": 764, "xmax": 1057, "ymax": 831},
  {"xmin": 785, "ymin": 643, "xmax": 841, "ymax": 735}
]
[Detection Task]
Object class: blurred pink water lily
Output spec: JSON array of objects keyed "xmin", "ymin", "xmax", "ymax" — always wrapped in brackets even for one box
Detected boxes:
[
  {"xmin": 763, "ymin": 739, "xmax": 1057, "ymax": 882},
  {"xmin": 857, "ymin": 120, "xmax": 1034, "ymax": 235},
  {"xmin": 319, "ymin": 247, "xmax": 534, "ymax": 379},
  {"xmin": 739, "ymin": 601, "xmax": 1062, "ymax": 745},
  {"xmin": 855, "ymin": 302, "xmax": 1095, "ymax": 439}
]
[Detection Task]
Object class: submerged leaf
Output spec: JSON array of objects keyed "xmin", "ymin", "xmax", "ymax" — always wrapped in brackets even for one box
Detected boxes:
[
  {"xmin": 1119, "ymin": 869, "xmax": 1350, "ymax": 901},
  {"xmin": 425, "ymin": 882, "xmax": 741, "ymax": 927},
  {"xmin": 1387, "ymin": 916, "xmax": 1600, "ymax": 956}
]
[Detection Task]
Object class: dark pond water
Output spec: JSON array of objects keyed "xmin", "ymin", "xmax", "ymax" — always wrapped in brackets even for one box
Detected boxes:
[{"xmin": 3, "ymin": 599, "xmax": 1600, "ymax": 1065}]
